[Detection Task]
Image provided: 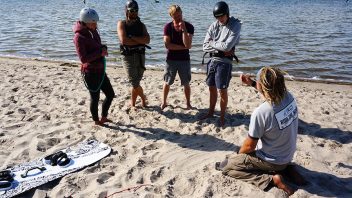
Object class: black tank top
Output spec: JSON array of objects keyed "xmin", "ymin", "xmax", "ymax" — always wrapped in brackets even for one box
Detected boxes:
[{"xmin": 124, "ymin": 19, "xmax": 143, "ymax": 37}]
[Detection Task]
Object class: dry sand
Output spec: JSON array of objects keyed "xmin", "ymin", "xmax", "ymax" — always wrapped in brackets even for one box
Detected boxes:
[{"xmin": 0, "ymin": 57, "xmax": 351, "ymax": 198}]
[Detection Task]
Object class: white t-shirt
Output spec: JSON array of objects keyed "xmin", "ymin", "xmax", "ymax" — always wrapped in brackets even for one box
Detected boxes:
[{"xmin": 248, "ymin": 91, "xmax": 298, "ymax": 165}]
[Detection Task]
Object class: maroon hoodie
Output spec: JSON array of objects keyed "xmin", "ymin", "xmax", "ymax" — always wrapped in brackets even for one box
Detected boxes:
[{"xmin": 73, "ymin": 21, "xmax": 104, "ymax": 73}]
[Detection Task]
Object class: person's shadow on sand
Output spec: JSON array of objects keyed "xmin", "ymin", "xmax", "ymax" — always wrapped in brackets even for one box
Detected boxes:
[
  {"xmin": 288, "ymin": 164, "xmax": 352, "ymax": 197},
  {"xmin": 149, "ymin": 107, "xmax": 251, "ymax": 128},
  {"xmin": 104, "ymin": 124, "xmax": 239, "ymax": 152},
  {"xmin": 298, "ymin": 119, "xmax": 352, "ymax": 144}
]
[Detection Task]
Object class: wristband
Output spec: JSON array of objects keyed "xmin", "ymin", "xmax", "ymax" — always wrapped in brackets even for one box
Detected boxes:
[{"xmin": 251, "ymin": 80, "xmax": 257, "ymax": 88}]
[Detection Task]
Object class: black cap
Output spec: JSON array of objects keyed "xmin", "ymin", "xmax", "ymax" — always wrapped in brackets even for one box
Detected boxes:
[
  {"xmin": 126, "ymin": 0, "xmax": 139, "ymax": 11},
  {"xmin": 213, "ymin": 1, "xmax": 229, "ymax": 17}
]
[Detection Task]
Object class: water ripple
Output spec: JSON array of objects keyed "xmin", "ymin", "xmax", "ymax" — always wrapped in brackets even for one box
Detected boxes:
[{"xmin": 0, "ymin": 0, "xmax": 351, "ymax": 83}]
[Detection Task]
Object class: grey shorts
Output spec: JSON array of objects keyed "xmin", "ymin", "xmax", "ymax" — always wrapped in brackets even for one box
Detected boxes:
[
  {"xmin": 122, "ymin": 54, "xmax": 146, "ymax": 88},
  {"xmin": 163, "ymin": 60, "xmax": 191, "ymax": 86}
]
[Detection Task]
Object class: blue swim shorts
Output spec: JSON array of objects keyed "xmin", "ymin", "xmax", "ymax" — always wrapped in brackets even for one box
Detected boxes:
[{"xmin": 206, "ymin": 60, "xmax": 232, "ymax": 89}]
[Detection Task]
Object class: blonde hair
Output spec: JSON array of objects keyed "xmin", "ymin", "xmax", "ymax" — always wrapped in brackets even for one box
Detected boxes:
[
  {"xmin": 258, "ymin": 67, "xmax": 287, "ymax": 105},
  {"xmin": 168, "ymin": 4, "xmax": 182, "ymax": 16}
]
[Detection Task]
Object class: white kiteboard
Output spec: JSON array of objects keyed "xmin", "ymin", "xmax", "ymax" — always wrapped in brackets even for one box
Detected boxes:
[{"xmin": 0, "ymin": 139, "xmax": 111, "ymax": 198}]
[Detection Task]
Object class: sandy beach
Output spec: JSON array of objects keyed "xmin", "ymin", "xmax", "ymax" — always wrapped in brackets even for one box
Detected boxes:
[{"xmin": 0, "ymin": 57, "xmax": 351, "ymax": 198}]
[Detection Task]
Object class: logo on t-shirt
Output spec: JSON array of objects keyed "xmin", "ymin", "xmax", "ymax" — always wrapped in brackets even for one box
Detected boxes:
[{"xmin": 275, "ymin": 100, "xmax": 298, "ymax": 130}]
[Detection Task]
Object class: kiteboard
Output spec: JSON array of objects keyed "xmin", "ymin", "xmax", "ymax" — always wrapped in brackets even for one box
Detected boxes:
[{"xmin": 0, "ymin": 139, "xmax": 111, "ymax": 198}]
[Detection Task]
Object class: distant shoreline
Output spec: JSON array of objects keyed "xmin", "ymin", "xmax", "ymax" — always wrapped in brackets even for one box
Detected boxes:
[{"xmin": 2, "ymin": 55, "xmax": 351, "ymax": 86}]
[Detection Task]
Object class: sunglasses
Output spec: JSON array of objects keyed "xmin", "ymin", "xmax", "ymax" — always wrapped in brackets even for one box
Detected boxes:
[{"xmin": 128, "ymin": 9, "xmax": 138, "ymax": 13}]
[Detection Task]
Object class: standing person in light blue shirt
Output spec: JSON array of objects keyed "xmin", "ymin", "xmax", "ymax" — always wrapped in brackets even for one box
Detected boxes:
[
  {"xmin": 202, "ymin": 1, "xmax": 241, "ymax": 126},
  {"xmin": 216, "ymin": 67, "xmax": 303, "ymax": 196}
]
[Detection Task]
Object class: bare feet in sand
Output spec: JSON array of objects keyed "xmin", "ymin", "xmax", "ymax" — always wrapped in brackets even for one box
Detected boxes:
[
  {"xmin": 94, "ymin": 120, "xmax": 103, "ymax": 126},
  {"xmin": 186, "ymin": 103, "xmax": 193, "ymax": 110},
  {"xmin": 160, "ymin": 103, "xmax": 167, "ymax": 110},
  {"xmin": 100, "ymin": 117, "xmax": 112, "ymax": 124},
  {"xmin": 94, "ymin": 117, "xmax": 112, "ymax": 126},
  {"xmin": 141, "ymin": 95, "xmax": 147, "ymax": 108},
  {"xmin": 272, "ymin": 174, "xmax": 294, "ymax": 196}
]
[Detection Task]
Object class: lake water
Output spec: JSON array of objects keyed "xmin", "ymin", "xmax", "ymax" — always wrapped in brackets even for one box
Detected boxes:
[{"xmin": 0, "ymin": 0, "xmax": 351, "ymax": 83}]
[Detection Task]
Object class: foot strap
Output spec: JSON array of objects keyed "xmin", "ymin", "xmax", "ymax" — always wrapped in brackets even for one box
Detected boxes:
[
  {"xmin": 0, "ymin": 170, "xmax": 14, "ymax": 191},
  {"xmin": 44, "ymin": 151, "xmax": 71, "ymax": 167}
]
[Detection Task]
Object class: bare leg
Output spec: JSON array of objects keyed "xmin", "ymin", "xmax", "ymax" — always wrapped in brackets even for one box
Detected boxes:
[
  {"xmin": 200, "ymin": 86, "xmax": 217, "ymax": 119},
  {"xmin": 184, "ymin": 84, "xmax": 192, "ymax": 109},
  {"xmin": 161, "ymin": 83, "xmax": 170, "ymax": 110},
  {"xmin": 137, "ymin": 86, "xmax": 147, "ymax": 107},
  {"xmin": 272, "ymin": 174, "xmax": 294, "ymax": 196},
  {"xmin": 219, "ymin": 89, "xmax": 228, "ymax": 126},
  {"xmin": 131, "ymin": 87, "xmax": 138, "ymax": 107},
  {"xmin": 131, "ymin": 86, "xmax": 147, "ymax": 108}
]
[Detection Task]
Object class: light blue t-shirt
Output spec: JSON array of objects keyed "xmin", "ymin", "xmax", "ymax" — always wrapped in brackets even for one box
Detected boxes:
[{"xmin": 248, "ymin": 92, "xmax": 298, "ymax": 165}]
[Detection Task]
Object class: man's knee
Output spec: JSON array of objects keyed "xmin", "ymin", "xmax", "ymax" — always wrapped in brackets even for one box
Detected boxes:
[
  {"xmin": 164, "ymin": 72, "xmax": 175, "ymax": 85},
  {"xmin": 219, "ymin": 89, "xmax": 228, "ymax": 96}
]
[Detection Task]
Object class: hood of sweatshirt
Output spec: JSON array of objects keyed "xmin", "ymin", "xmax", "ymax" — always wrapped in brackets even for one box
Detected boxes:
[{"xmin": 73, "ymin": 21, "xmax": 91, "ymax": 36}]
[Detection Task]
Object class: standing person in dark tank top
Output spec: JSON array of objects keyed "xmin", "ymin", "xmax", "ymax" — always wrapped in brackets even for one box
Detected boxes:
[
  {"xmin": 160, "ymin": 5, "xmax": 194, "ymax": 111},
  {"xmin": 117, "ymin": 0, "xmax": 150, "ymax": 108}
]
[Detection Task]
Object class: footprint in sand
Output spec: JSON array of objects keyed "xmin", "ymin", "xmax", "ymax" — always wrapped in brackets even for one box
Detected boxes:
[
  {"xmin": 150, "ymin": 166, "xmax": 165, "ymax": 183},
  {"xmin": 97, "ymin": 172, "xmax": 115, "ymax": 184},
  {"xmin": 142, "ymin": 143, "xmax": 163, "ymax": 155},
  {"xmin": 26, "ymin": 115, "xmax": 40, "ymax": 122},
  {"xmin": 36, "ymin": 137, "xmax": 61, "ymax": 152},
  {"xmin": 126, "ymin": 167, "xmax": 135, "ymax": 180},
  {"xmin": 166, "ymin": 177, "xmax": 176, "ymax": 198}
]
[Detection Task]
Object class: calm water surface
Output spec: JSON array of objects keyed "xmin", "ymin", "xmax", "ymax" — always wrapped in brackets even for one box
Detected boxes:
[{"xmin": 0, "ymin": 0, "xmax": 351, "ymax": 83}]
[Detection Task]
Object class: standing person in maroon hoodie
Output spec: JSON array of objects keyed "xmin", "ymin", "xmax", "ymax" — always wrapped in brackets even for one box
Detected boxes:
[{"xmin": 73, "ymin": 8, "xmax": 115, "ymax": 125}]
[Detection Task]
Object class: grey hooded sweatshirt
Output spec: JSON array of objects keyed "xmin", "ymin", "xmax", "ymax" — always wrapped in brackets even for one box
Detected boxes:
[{"xmin": 203, "ymin": 16, "xmax": 241, "ymax": 64}]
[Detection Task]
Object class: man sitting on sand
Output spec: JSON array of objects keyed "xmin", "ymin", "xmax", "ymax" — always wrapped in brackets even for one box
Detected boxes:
[{"xmin": 216, "ymin": 67, "xmax": 302, "ymax": 196}]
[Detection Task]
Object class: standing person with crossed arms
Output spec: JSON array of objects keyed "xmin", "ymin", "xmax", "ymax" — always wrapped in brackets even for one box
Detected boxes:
[
  {"xmin": 160, "ymin": 5, "xmax": 194, "ymax": 110},
  {"xmin": 202, "ymin": 1, "xmax": 241, "ymax": 126},
  {"xmin": 117, "ymin": 0, "xmax": 150, "ymax": 108}
]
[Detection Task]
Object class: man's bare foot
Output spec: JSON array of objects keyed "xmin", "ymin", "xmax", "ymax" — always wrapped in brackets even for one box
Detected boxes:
[
  {"xmin": 100, "ymin": 117, "xmax": 112, "ymax": 124},
  {"xmin": 186, "ymin": 104, "xmax": 193, "ymax": 110},
  {"xmin": 160, "ymin": 103, "xmax": 167, "ymax": 110},
  {"xmin": 141, "ymin": 95, "xmax": 147, "ymax": 108},
  {"xmin": 272, "ymin": 174, "xmax": 294, "ymax": 196},
  {"xmin": 94, "ymin": 120, "xmax": 103, "ymax": 126}
]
